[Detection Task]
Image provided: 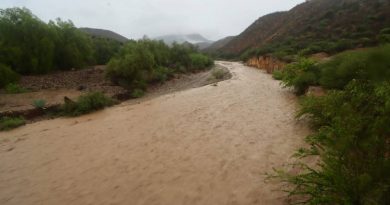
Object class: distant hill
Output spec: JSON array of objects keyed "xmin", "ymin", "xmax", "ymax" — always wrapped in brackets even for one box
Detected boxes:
[
  {"xmin": 79, "ymin": 27, "xmax": 129, "ymax": 43},
  {"xmin": 204, "ymin": 36, "xmax": 235, "ymax": 52},
  {"xmin": 155, "ymin": 34, "xmax": 213, "ymax": 46},
  {"xmin": 219, "ymin": 0, "xmax": 390, "ymax": 56}
]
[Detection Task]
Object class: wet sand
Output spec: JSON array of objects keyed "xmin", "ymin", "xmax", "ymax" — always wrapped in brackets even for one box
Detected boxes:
[{"xmin": 0, "ymin": 61, "xmax": 309, "ymax": 205}]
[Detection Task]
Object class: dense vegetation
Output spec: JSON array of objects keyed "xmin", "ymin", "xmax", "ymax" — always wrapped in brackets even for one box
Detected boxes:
[
  {"xmin": 240, "ymin": 26, "xmax": 390, "ymax": 62},
  {"xmin": 278, "ymin": 45, "xmax": 390, "ymax": 94},
  {"xmin": 62, "ymin": 92, "xmax": 116, "ymax": 116},
  {"xmin": 0, "ymin": 7, "xmax": 213, "ymax": 91},
  {"xmin": 0, "ymin": 117, "xmax": 25, "ymax": 131},
  {"xmin": 273, "ymin": 45, "xmax": 390, "ymax": 204},
  {"xmin": 0, "ymin": 7, "xmax": 122, "ymax": 86},
  {"xmin": 106, "ymin": 40, "xmax": 213, "ymax": 90}
]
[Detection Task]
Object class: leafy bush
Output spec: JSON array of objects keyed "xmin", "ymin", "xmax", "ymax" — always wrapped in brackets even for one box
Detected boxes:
[
  {"xmin": 92, "ymin": 37, "xmax": 122, "ymax": 65},
  {"xmin": 62, "ymin": 92, "xmax": 116, "ymax": 116},
  {"xmin": 150, "ymin": 66, "xmax": 172, "ymax": 83},
  {"xmin": 106, "ymin": 39, "xmax": 214, "ymax": 91},
  {"xmin": 274, "ymin": 80, "xmax": 390, "ymax": 204},
  {"xmin": 280, "ymin": 58, "xmax": 320, "ymax": 95},
  {"xmin": 0, "ymin": 117, "xmax": 25, "ymax": 131},
  {"xmin": 106, "ymin": 41, "xmax": 155, "ymax": 89},
  {"xmin": 319, "ymin": 45, "xmax": 390, "ymax": 89},
  {"xmin": 190, "ymin": 53, "xmax": 214, "ymax": 70},
  {"xmin": 0, "ymin": 8, "xmax": 97, "ymax": 75},
  {"xmin": 0, "ymin": 64, "xmax": 19, "ymax": 88},
  {"xmin": 211, "ymin": 68, "xmax": 227, "ymax": 79},
  {"xmin": 5, "ymin": 83, "xmax": 28, "ymax": 94},
  {"xmin": 32, "ymin": 99, "xmax": 46, "ymax": 109},
  {"xmin": 272, "ymin": 70, "xmax": 284, "ymax": 80},
  {"xmin": 378, "ymin": 34, "xmax": 390, "ymax": 44},
  {"xmin": 131, "ymin": 89, "xmax": 144, "ymax": 98}
]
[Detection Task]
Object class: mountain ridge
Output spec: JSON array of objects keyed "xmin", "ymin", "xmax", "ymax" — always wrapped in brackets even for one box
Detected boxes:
[
  {"xmin": 218, "ymin": 0, "xmax": 390, "ymax": 56},
  {"xmin": 79, "ymin": 27, "xmax": 129, "ymax": 43}
]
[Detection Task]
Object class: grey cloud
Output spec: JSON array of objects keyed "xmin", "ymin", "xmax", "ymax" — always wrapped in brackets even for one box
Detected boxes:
[{"xmin": 1, "ymin": 0, "xmax": 304, "ymax": 40}]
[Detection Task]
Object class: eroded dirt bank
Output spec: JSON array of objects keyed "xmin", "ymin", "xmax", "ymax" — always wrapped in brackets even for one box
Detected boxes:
[{"xmin": 0, "ymin": 61, "xmax": 309, "ymax": 205}]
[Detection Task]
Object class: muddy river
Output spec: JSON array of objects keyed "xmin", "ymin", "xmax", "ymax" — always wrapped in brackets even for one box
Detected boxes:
[{"xmin": 0, "ymin": 61, "xmax": 309, "ymax": 205}]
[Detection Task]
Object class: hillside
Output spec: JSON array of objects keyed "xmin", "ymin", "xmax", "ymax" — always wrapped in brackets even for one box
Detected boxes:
[
  {"xmin": 79, "ymin": 27, "xmax": 129, "ymax": 43},
  {"xmin": 203, "ymin": 36, "xmax": 235, "ymax": 52},
  {"xmin": 219, "ymin": 0, "xmax": 390, "ymax": 57},
  {"xmin": 155, "ymin": 33, "xmax": 213, "ymax": 45}
]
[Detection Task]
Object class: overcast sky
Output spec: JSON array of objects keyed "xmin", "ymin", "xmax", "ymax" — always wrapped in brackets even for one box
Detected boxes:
[{"xmin": 1, "ymin": 0, "xmax": 304, "ymax": 40}]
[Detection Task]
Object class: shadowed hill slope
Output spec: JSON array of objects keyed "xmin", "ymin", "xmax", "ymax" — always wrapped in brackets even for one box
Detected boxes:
[
  {"xmin": 79, "ymin": 27, "xmax": 129, "ymax": 43},
  {"xmin": 219, "ymin": 0, "xmax": 390, "ymax": 56}
]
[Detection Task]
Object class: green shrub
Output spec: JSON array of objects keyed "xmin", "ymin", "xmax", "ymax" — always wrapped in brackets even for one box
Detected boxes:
[
  {"xmin": 0, "ymin": 64, "xmax": 19, "ymax": 88},
  {"xmin": 106, "ymin": 39, "xmax": 214, "ymax": 92},
  {"xmin": 211, "ymin": 68, "xmax": 226, "ymax": 79},
  {"xmin": 273, "ymin": 80, "xmax": 390, "ymax": 204},
  {"xmin": 131, "ymin": 89, "xmax": 144, "ymax": 98},
  {"xmin": 281, "ymin": 58, "xmax": 319, "ymax": 95},
  {"xmin": 378, "ymin": 34, "xmax": 390, "ymax": 44},
  {"xmin": 5, "ymin": 83, "xmax": 28, "ymax": 94},
  {"xmin": 379, "ymin": 27, "xmax": 390, "ymax": 35},
  {"xmin": 0, "ymin": 117, "xmax": 25, "ymax": 131},
  {"xmin": 32, "ymin": 99, "xmax": 46, "ymax": 109},
  {"xmin": 150, "ymin": 66, "xmax": 172, "ymax": 83},
  {"xmin": 62, "ymin": 92, "xmax": 115, "ymax": 116},
  {"xmin": 106, "ymin": 41, "xmax": 154, "ymax": 89},
  {"xmin": 272, "ymin": 70, "xmax": 284, "ymax": 80},
  {"xmin": 0, "ymin": 8, "xmax": 95, "ymax": 74},
  {"xmin": 319, "ymin": 45, "xmax": 390, "ymax": 89},
  {"xmin": 190, "ymin": 53, "xmax": 214, "ymax": 70}
]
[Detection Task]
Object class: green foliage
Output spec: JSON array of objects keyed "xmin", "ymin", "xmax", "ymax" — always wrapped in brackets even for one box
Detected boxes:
[
  {"xmin": 150, "ymin": 66, "xmax": 172, "ymax": 83},
  {"xmin": 319, "ymin": 45, "xmax": 390, "ymax": 89},
  {"xmin": 379, "ymin": 27, "xmax": 390, "ymax": 35},
  {"xmin": 378, "ymin": 34, "xmax": 390, "ymax": 44},
  {"xmin": 0, "ymin": 64, "xmax": 19, "ymax": 88},
  {"xmin": 211, "ymin": 68, "xmax": 227, "ymax": 79},
  {"xmin": 272, "ymin": 70, "xmax": 284, "ymax": 80},
  {"xmin": 62, "ymin": 92, "xmax": 116, "ymax": 116},
  {"xmin": 0, "ymin": 7, "xmax": 55, "ymax": 74},
  {"xmin": 0, "ymin": 117, "xmax": 25, "ymax": 131},
  {"xmin": 106, "ymin": 39, "xmax": 214, "ymax": 90},
  {"xmin": 106, "ymin": 40, "xmax": 155, "ymax": 89},
  {"xmin": 275, "ymin": 81, "xmax": 390, "ymax": 204},
  {"xmin": 273, "ymin": 45, "xmax": 390, "ymax": 204},
  {"xmin": 49, "ymin": 19, "xmax": 94, "ymax": 70},
  {"xmin": 131, "ymin": 89, "xmax": 145, "ymax": 98},
  {"xmin": 280, "ymin": 58, "xmax": 319, "ymax": 95},
  {"xmin": 92, "ymin": 37, "xmax": 122, "ymax": 65},
  {"xmin": 5, "ymin": 83, "xmax": 28, "ymax": 94},
  {"xmin": 0, "ymin": 7, "xmax": 96, "ymax": 75},
  {"xmin": 280, "ymin": 46, "xmax": 390, "ymax": 94},
  {"xmin": 32, "ymin": 99, "xmax": 46, "ymax": 109},
  {"xmin": 189, "ymin": 53, "xmax": 214, "ymax": 70}
]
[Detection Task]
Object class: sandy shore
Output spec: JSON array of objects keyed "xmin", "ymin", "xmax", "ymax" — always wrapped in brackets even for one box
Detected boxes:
[{"xmin": 0, "ymin": 61, "xmax": 309, "ymax": 205}]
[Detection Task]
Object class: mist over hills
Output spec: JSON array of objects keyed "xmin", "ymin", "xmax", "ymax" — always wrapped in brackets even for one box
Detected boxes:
[{"xmin": 155, "ymin": 33, "xmax": 213, "ymax": 46}]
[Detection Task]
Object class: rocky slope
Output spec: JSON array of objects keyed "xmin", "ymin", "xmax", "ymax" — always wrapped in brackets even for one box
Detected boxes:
[
  {"xmin": 218, "ymin": 0, "xmax": 390, "ymax": 56},
  {"xmin": 246, "ymin": 56, "xmax": 286, "ymax": 74},
  {"xmin": 203, "ymin": 36, "xmax": 235, "ymax": 52}
]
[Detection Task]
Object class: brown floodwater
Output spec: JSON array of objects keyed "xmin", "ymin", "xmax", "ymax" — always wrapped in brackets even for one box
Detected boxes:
[{"xmin": 0, "ymin": 61, "xmax": 310, "ymax": 205}]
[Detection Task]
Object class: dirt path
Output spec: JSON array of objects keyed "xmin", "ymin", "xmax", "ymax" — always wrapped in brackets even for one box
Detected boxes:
[{"xmin": 0, "ymin": 61, "xmax": 309, "ymax": 205}]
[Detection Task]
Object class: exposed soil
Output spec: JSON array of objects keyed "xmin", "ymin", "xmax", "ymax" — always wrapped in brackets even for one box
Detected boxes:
[
  {"xmin": 0, "ymin": 65, "xmax": 230, "ymax": 116},
  {"xmin": 0, "ymin": 62, "xmax": 309, "ymax": 205}
]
